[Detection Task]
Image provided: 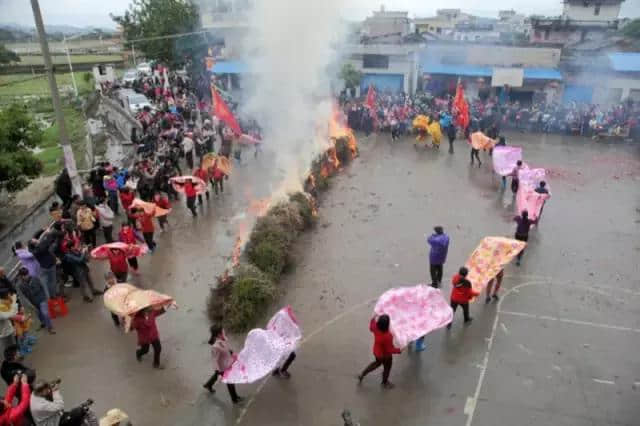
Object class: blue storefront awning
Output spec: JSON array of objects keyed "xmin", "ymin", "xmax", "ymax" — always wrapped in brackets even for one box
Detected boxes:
[
  {"xmin": 209, "ymin": 60, "xmax": 248, "ymax": 74},
  {"xmin": 523, "ymin": 68, "xmax": 562, "ymax": 80},
  {"xmin": 607, "ymin": 52, "xmax": 640, "ymax": 72},
  {"xmin": 423, "ymin": 63, "xmax": 562, "ymax": 80},
  {"xmin": 423, "ymin": 63, "xmax": 492, "ymax": 77}
]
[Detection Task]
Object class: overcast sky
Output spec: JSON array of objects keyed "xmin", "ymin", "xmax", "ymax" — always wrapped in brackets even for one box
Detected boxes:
[{"xmin": 1, "ymin": 0, "xmax": 638, "ymax": 29}]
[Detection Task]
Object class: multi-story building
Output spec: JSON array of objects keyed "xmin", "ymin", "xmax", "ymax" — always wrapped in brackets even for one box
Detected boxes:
[
  {"xmin": 530, "ymin": 0, "xmax": 624, "ymax": 46},
  {"xmin": 361, "ymin": 6, "xmax": 411, "ymax": 38},
  {"xmin": 414, "ymin": 9, "xmax": 469, "ymax": 36}
]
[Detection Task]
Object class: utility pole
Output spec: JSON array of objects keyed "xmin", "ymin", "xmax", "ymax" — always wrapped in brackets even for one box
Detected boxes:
[
  {"xmin": 30, "ymin": 0, "xmax": 82, "ymax": 195},
  {"xmin": 63, "ymin": 35, "xmax": 78, "ymax": 97}
]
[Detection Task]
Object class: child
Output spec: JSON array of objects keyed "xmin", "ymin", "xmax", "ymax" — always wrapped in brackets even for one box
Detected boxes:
[
  {"xmin": 103, "ymin": 273, "xmax": 121, "ymax": 327},
  {"xmin": 447, "ymin": 267, "xmax": 477, "ymax": 329},
  {"xmin": 203, "ymin": 325, "xmax": 243, "ymax": 404},
  {"xmin": 118, "ymin": 224, "xmax": 140, "ymax": 273},
  {"xmin": 485, "ymin": 269, "xmax": 504, "ymax": 303},
  {"xmin": 132, "ymin": 307, "xmax": 165, "ymax": 369},
  {"xmin": 153, "ymin": 192, "xmax": 171, "ymax": 232}
]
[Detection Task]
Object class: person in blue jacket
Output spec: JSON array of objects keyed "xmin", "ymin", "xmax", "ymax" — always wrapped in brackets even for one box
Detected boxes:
[{"xmin": 427, "ymin": 226, "xmax": 450, "ymax": 289}]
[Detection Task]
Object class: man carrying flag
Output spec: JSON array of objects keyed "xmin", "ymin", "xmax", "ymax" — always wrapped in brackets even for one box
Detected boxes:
[
  {"xmin": 364, "ymin": 84, "xmax": 378, "ymax": 133},
  {"xmin": 211, "ymin": 86, "xmax": 242, "ymax": 136},
  {"xmin": 453, "ymin": 81, "xmax": 470, "ymax": 131}
]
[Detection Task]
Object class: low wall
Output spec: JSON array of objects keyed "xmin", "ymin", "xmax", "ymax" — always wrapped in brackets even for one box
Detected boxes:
[{"xmin": 98, "ymin": 96, "xmax": 142, "ymax": 143}]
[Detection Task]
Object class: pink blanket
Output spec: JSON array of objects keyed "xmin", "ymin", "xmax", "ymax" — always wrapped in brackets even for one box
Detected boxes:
[
  {"xmin": 465, "ymin": 237, "xmax": 526, "ymax": 294},
  {"xmin": 516, "ymin": 185, "xmax": 550, "ymax": 220},
  {"xmin": 223, "ymin": 307, "xmax": 301, "ymax": 384},
  {"xmin": 492, "ymin": 146, "xmax": 522, "ymax": 176},
  {"xmin": 169, "ymin": 176, "xmax": 207, "ymax": 195},
  {"xmin": 90, "ymin": 242, "xmax": 147, "ymax": 260},
  {"xmin": 518, "ymin": 167, "xmax": 546, "ymax": 187},
  {"xmin": 374, "ymin": 285, "xmax": 453, "ymax": 348}
]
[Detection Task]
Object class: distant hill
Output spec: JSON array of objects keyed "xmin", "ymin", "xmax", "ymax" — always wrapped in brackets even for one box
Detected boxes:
[{"xmin": 0, "ymin": 23, "xmax": 117, "ymax": 42}]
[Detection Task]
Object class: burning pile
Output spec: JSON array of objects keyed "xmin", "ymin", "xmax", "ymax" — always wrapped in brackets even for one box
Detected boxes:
[{"xmin": 208, "ymin": 117, "xmax": 356, "ymax": 332}]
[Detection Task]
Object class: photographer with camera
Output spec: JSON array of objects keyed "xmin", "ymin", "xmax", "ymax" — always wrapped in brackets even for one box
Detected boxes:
[{"xmin": 30, "ymin": 379, "xmax": 95, "ymax": 426}]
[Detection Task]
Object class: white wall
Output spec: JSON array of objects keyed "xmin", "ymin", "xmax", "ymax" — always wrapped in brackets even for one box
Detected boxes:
[{"xmin": 563, "ymin": 2, "xmax": 621, "ymax": 21}]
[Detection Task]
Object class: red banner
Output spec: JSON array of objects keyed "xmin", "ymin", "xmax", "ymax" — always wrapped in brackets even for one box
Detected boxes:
[{"xmin": 211, "ymin": 87, "xmax": 242, "ymax": 135}]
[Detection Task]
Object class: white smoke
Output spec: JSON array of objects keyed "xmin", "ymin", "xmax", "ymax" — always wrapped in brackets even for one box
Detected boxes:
[{"xmin": 240, "ymin": 0, "xmax": 351, "ymax": 194}]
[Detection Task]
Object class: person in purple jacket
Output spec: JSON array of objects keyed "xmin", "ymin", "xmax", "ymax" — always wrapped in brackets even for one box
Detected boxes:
[{"xmin": 427, "ymin": 226, "xmax": 449, "ymax": 288}]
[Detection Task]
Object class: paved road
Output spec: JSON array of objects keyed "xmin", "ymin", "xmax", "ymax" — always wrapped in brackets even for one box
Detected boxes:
[{"xmin": 25, "ymin": 132, "xmax": 640, "ymax": 425}]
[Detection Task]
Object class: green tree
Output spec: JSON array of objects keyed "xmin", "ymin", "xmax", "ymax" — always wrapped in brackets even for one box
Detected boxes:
[
  {"xmin": 0, "ymin": 104, "xmax": 43, "ymax": 192},
  {"xmin": 621, "ymin": 19, "xmax": 640, "ymax": 39},
  {"xmin": 0, "ymin": 44, "xmax": 20, "ymax": 65},
  {"xmin": 111, "ymin": 0, "xmax": 200, "ymax": 66},
  {"xmin": 339, "ymin": 63, "xmax": 362, "ymax": 89}
]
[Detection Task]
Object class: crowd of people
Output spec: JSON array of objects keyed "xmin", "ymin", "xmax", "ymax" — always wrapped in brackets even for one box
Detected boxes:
[
  {"xmin": 341, "ymin": 88, "xmax": 640, "ymax": 141},
  {"xmin": 0, "ymin": 62, "xmax": 254, "ymax": 425},
  {"xmin": 0, "ymin": 66, "xmax": 570, "ymax": 422}
]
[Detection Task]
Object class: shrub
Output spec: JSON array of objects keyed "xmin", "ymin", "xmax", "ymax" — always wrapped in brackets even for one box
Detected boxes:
[
  {"xmin": 289, "ymin": 192, "xmax": 316, "ymax": 229},
  {"xmin": 246, "ymin": 215, "xmax": 291, "ymax": 277},
  {"xmin": 269, "ymin": 201, "xmax": 305, "ymax": 233},
  {"xmin": 222, "ymin": 265, "xmax": 276, "ymax": 332},
  {"xmin": 206, "ymin": 283, "xmax": 231, "ymax": 327}
]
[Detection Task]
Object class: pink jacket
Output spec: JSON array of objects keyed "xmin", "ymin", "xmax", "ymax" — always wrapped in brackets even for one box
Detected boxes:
[{"xmin": 211, "ymin": 332, "xmax": 235, "ymax": 372}]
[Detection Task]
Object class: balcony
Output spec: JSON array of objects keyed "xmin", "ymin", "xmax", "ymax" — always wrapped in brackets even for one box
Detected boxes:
[{"xmin": 530, "ymin": 17, "xmax": 619, "ymax": 30}]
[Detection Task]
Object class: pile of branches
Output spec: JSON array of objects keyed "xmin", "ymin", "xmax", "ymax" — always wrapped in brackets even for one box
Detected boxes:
[{"xmin": 207, "ymin": 192, "xmax": 316, "ymax": 331}]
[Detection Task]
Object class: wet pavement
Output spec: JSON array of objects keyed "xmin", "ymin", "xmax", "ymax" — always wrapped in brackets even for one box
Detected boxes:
[{"xmin": 24, "ymin": 132, "xmax": 640, "ymax": 426}]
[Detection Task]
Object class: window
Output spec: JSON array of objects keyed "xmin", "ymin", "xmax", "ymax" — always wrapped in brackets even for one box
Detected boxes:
[
  {"xmin": 363, "ymin": 54, "xmax": 389, "ymax": 69},
  {"xmin": 595, "ymin": 4, "xmax": 600, "ymax": 15},
  {"xmin": 544, "ymin": 29, "xmax": 550, "ymax": 40}
]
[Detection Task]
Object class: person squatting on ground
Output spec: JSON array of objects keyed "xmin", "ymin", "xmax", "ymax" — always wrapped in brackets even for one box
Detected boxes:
[
  {"xmin": 447, "ymin": 267, "xmax": 476, "ymax": 329},
  {"xmin": 427, "ymin": 226, "xmax": 449, "ymax": 288},
  {"xmin": 203, "ymin": 326, "xmax": 243, "ymax": 404},
  {"xmin": 132, "ymin": 307, "xmax": 165, "ymax": 369},
  {"xmin": 30, "ymin": 379, "xmax": 92, "ymax": 426},
  {"xmin": 357, "ymin": 314, "xmax": 401, "ymax": 389}
]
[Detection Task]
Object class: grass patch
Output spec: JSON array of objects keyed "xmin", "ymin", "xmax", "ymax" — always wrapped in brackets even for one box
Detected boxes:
[
  {"xmin": 0, "ymin": 73, "xmax": 94, "ymax": 98},
  {"xmin": 11, "ymin": 54, "xmax": 122, "ymax": 66},
  {"xmin": 36, "ymin": 104, "xmax": 87, "ymax": 175}
]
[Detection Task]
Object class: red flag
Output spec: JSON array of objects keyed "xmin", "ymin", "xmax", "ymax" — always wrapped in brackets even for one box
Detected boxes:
[
  {"xmin": 454, "ymin": 83, "xmax": 470, "ymax": 130},
  {"xmin": 211, "ymin": 86, "xmax": 241, "ymax": 135},
  {"xmin": 365, "ymin": 84, "xmax": 376, "ymax": 110}
]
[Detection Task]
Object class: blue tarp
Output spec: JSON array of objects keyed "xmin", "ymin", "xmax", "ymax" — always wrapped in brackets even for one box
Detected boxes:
[
  {"xmin": 563, "ymin": 85, "xmax": 593, "ymax": 103},
  {"xmin": 607, "ymin": 52, "xmax": 640, "ymax": 72},
  {"xmin": 209, "ymin": 60, "xmax": 248, "ymax": 74},
  {"xmin": 360, "ymin": 73, "xmax": 404, "ymax": 93},
  {"xmin": 422, "ymin": 63, "xmax": 562, "ymax": 80},
  {"xmin": 523, "ymin": 68, "xmax": 563, "ymax": 80}
]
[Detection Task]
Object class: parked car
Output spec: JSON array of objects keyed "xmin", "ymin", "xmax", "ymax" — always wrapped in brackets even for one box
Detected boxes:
[
  {"xmin": 122, "ymin": 69, "xmax": 138, "ymax": 86},
  {"xmin": 137, "ymin": 62, "xmax": 152, "ymax": 75},
  {"xmin": 117, "ymin": 89, "xmax": 153, "ymax": 115}
]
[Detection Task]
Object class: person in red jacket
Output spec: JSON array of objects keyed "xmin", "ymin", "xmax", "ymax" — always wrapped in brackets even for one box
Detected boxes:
[
  {"xmin": 153, "ymin": 192, "xmax": 171, "ymax": 232},
  {"xmin": 119, "ymin": 187, "xmax": 135, "ymax": 224},
  {"xmin": 118, "ymin": 224, "xmax": 140, "ymax": 272},
  {"xmin": 193, "ymin": 167, "xmax": 210, "ymax": 204},
  {"xmin": 210, "ymin": 159, "xmax": 226, "ymax": 195},
  {"xmin": 130, "ymin": 207, "xmax": 156, "ymax": 251},
  {"xmin": 357, "ymin": 314, "xmax": 401, "ymax": 389},
  {"xmin": 107, "ymin": 248, "xmax": 128, "ymax": 282},
  {"xmin": 447, "ymin": 267, "xmax": 477, "ymax": 329},
  {"xmin": 174, "ymin": 179, "xmax": 198, "ymax": 217},
  {"xmin": 0, "ymin": 373, "xmax": 30, "ymax": 426},
  {"xmin": 132, "ymin": 307, "xmax": 165, "ymax": 369}
]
